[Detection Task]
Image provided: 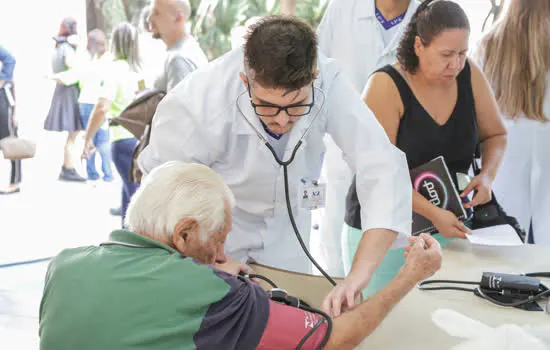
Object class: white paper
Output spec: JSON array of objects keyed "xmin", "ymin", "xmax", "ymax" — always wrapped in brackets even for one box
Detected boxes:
[
  {"xmin": 466, "ymin": 225, "xmax": 524, "ymax": 246},
  {"xmin": 432, "ymin": 309, "xmax": 549, "ymax": 350}
]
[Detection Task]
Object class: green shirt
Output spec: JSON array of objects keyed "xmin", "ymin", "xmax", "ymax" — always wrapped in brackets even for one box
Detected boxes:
[
  {"xmin": 39, "ymin": 230, "xmax": 268, "ymax": 350},
  {"xmin": 100, "ymin": 60, "xmax": 139, "ymax": 142}
]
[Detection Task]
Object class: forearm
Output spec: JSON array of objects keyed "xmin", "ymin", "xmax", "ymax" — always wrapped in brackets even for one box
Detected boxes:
[
  {"xmin": 348, "ymin": 228, "xmax": 398, "ymax": 287},
  {"xmin": 325, "ymin": 271, "xmax": 415, "ymax": 349},
  {"xmin": 480, "ymin": 134, "xmax": 507, "ymax": 181},
  {"xmin": 412, "ymin": 190, "xmax": 440, "ymax": 222},
  {"xmin": 85, "ymin": 103, "xmax": 107, "ymax": 141}
]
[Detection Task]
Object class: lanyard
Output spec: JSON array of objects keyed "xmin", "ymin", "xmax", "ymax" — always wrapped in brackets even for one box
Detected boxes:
[{"xmin": 375, "ymin": 7, "xmax": 407, "ymax": 30}]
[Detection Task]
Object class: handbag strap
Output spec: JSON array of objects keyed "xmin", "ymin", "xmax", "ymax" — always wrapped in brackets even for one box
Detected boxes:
[{"xmin": 471, "ymin": 143, "xmax": 481, "ymax": 176}]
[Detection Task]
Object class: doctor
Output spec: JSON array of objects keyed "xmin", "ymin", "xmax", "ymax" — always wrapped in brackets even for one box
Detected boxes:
[
  {"xmin": 316, "ymin": 0, "xmax": 420, "ymax": 276},
  {"xmin": 138, "ymin": 15, "xmax": 412, "ymax": 316}
]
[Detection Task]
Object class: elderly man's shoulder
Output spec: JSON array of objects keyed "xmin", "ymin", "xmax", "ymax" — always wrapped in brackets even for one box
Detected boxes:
[{"xmin": 44, "ymin": 245, "xmax": 101, "ymax": 276}]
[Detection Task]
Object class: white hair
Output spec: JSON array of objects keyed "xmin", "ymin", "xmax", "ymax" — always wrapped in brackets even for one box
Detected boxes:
[{"xmin": 126, "ymin": 161, "xmax": 235, "ymax": 242}]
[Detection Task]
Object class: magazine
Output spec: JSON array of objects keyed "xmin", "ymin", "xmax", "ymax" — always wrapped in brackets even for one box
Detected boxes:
[{"xmin": 410, "ymin": 156, "xmax": 467, "ymax": 235}]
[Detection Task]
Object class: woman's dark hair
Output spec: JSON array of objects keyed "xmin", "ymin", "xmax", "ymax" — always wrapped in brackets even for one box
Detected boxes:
[
  {"xmin": 244, "ymin": 15, "xmax": 317, "ymax": 90},
  {"xmin": 397, "ymin": 0, "xmax": 470, "ymax": 73}
]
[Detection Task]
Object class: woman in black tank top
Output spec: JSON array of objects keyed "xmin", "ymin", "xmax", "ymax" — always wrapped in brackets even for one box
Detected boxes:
[{"xmin": 342, "ymin": 0, "xmax": 507, "ymax": 297}]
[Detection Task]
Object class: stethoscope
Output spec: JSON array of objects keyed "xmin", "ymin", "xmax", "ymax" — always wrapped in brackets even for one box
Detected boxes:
[{"xmin": 235, "ymin": 84, "xmax": 337, "ymax": 286}]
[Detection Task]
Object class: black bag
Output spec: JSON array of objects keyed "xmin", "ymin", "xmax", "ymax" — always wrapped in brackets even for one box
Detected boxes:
[{"xmin": 470, "ymin": 155, "xmax": 527, "ymax": 242}]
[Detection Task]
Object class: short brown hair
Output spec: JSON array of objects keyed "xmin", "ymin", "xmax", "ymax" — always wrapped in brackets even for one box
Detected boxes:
[{"xmin": 244, "ymin": 15, "xmax": 317, "ymax": 90}]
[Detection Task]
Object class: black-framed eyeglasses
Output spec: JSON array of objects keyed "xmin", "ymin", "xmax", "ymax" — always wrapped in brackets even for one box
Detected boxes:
[{"xmin": 247, "ymin": 83, "xmax": 315, "ymax": 117}]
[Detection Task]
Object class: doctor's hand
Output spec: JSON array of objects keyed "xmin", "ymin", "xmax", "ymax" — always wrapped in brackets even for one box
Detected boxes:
[
  {"xmin": 431, "ymin": 208, "xmax": 470, "ymax": 239},
  {"xmin": 460, "ymin": 172, "xmax": 492, "ymax": 209},
  {"xmin": 215, "ymin": 257, "xmax": 254, "ymax": 276},
  {"xmin": 402, "ymin": 233, "xmax": 442, "ymax": 282},
  {"xmin": 321, "ymin": 275, "xmax": 365, "ymax": 318}
]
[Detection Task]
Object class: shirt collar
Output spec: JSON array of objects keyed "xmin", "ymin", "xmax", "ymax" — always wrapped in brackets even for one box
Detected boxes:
[
  {"xmin": 107, "ymin": 230, "xmax": 180, "ymax": 255},
  {"xmin": 167, "ymin": 36, "xmax": 187, "ymax": 52},
  {"xmin": 358, "ymin": 0, "xmax": 418, "ymax": 20}
]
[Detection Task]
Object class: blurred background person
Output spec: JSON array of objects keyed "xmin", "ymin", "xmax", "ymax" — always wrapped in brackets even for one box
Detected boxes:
[
  {"xmin": 44, "ymin": 17, "xmax": 86, "ymax": 182},
  {"xmin": 0, "ymin": 44, "xmax": 22, "ymax": 194},
  {"xmin": 475, "ymin": 0, "xmax": 550, "ymax": 246},
  {"xmin": 137, "ymin": 4, "xmax": 166, "ymax": 89},
  {"xmin": 345, "ymin": 0, "xmax": 507, "ymax": 296},
  {"xmin": 77, "ymin": 29, "xmax": 114, "ymax": 183},
  {"xmin": 316, "ymin": 0, "xmax": 420, "ymax": 277},
  {"xmin": 82, "ymin": 22, "xmax": 143, "ymax": 226},
  {"xmin": 149, "ymin": 0, "xmax": 208, "ymax": 92}
]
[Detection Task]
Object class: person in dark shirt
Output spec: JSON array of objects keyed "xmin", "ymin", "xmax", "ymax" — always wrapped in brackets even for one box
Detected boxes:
[
  {"xmin": 0, "ymin": 44, "xmax": 21, "ymax": 194},
  {"xmin": 40, "ymin": 161, "xmax": 442, "ymax": 350},
  {"xmin": 344, "ymin": 0, "xmax": 507, "ymax": 297}
]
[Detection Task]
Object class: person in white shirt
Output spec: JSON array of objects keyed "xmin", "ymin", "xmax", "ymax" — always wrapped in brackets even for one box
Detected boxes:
[
  {"xmin": 149, "ymin": 0, "xmax": 208, "ymax": 92},
  {"xmin": 316, "ymin": 0, "xmax": 419, "ymax": 277},
  {"xmin": 77, "ymin": 29, "xmax": 114, "ymax": 183},
  {"xmin": 475, "ymin": 0, "xmax": 550, "ymax": 246},
  {"xmin": 138, "ymin": 15, "xmax": 412, "ymax": 317}
]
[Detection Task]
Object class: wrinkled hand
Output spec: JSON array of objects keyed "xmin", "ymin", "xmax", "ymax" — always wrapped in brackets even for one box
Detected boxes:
[
  {"xmin": 461, "ymin": 172, "xmax": 492, "ymax": 209},
  {"xmin": 402, "ymin": 233, "xmax": 442, "ymax": 282},
  {"xmin": 81, "ymin": 138, "xmax": 96, "ymax": 160},
  {"xmin": 215, "ymin": 257, "xmax": 254, "ymax": 276},
  {"xmin": 432, "ymin": 208, "xmax": 470, "ymax": 239},
  {"xmin": 321, "ymin": 276, "xmax": 364, "ymax": 318}
]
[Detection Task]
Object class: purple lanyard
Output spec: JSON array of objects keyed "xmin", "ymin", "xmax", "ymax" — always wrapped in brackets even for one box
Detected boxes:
[
  {"xmin": 375, "ymin": 7, "xmax": 407, "ymax": 30},
  {"xmin": 260, "ymin": 119, "xmax": 283, "ymax": 140}
]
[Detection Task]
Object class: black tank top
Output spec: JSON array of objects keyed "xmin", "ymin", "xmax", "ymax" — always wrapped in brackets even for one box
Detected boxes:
[{"xmin": 345, "ymin": 62, "xmax": 478, "ymax": 229}]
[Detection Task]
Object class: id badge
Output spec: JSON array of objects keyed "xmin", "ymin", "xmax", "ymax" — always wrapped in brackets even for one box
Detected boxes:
[{"xmin": 299, "ymin": 179, "xmax": 326, "ymax": 210}]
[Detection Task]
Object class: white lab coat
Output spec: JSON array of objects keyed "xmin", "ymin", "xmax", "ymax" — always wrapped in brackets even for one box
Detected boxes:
[
  {"xmin": 473, "ymin": 44, "xmax": 550, "ymax": 246},
  {"xmin": 491, "ymin": 75, "xmax": 550, "ymax": 245},
  {"xmin": 138, "ymin": 47, "xmax": 412, "ymax": 274},
  {"xmin": 316, "ymin": 0, "xmax": 420, "ymax": 276}
]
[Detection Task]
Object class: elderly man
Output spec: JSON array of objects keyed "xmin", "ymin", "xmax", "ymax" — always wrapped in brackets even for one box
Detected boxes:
[{"xmin": 39, "ymin": 161, "xmax": 442, "ymax": 350}]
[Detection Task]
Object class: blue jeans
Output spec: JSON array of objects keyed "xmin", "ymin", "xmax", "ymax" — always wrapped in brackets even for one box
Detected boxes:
[
  {"xmin": 79, "ymin": 103, "xmax": 113, "ymax": 181},
  {"xmin": 111, "ymin": 137, "xmax": 139, "ymax": 227}
]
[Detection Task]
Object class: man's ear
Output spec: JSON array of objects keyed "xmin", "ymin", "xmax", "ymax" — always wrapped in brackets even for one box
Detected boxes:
[
  {"xmin": 175, "ymin": 12, "xmax": 184, "ymax": 24},
  {"xmin": 239, "ymin": 72, "xmax": 249, "ymax": 88},
  {"xmin": 172, "ymin": 218, "xmax": 199, "ymax": 253},
  {"xmin": 313, "ymin": 69, "xmax": 320, "ymax": 80}
]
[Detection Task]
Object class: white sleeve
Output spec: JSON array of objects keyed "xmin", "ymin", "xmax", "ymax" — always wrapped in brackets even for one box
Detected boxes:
[
  {"xmin": 325, "ymin": 72, "xmax": 412, "ymax": 247},
  {"xmin": 317, "ymin": 1, "xmax": 336, "ymax": 57},
  {"xmin": 137, "ymin": 89, "xmax": 213, "ymax": 176}
]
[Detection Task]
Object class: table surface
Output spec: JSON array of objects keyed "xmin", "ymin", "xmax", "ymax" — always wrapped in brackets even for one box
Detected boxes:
[{"xmin": 357, "ymin": 241, "xmax": 550, "ymax": 349}]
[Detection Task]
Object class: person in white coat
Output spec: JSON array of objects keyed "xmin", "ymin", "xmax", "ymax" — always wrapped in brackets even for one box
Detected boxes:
[
  {"xmin": 316, "ymin": 0, "xmax": 420, "ymax": 276},
  {"xmin": 475, "ymin": 0, "xmax": 550, "ymax": 245},
  {"xmin": 138, "ymin": 15, "xmax": 412, "ymax": 317}
]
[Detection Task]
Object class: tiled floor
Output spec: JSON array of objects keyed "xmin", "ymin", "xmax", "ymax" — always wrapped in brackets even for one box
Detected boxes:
[{"xmin": 0, "ymin": 130, "xmax": 121, "ymax": 349}]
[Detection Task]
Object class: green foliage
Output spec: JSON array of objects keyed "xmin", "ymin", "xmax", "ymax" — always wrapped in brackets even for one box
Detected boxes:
[
  {"xmin": 189, "ymin": 0, "xmax": 326, "ymax": 61},
  {"xmin": 102, "ymin": 0, "xmax": 127, "ymax": 34},
  {"xmin": 297, "ymin": 0, "xmax": 328, "ymax": 28},
  {"xmin": 101, "ymin": 0, "xmax": 328, "ymax": 60}
]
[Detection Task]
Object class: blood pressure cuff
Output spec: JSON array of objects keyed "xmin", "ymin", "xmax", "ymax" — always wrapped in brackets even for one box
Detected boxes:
[{"xmin": 257, "ymin": 300, "xmax": 329, "ymax": 349}]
